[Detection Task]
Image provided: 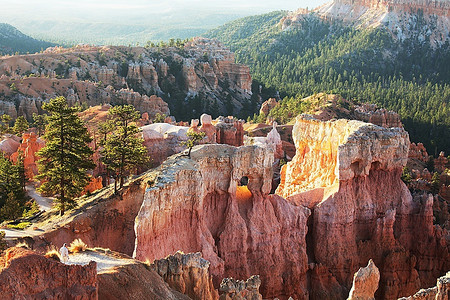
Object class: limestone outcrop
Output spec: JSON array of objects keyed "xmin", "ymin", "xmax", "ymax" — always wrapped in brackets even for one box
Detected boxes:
[
  {"xmin": 134, "ymin": 144, "xmax": 311, "ymax": 299},
  {"xmin": 398, "ymin": 271, "xmax": 450, "ymax": 300},
  {"xmin": 347, "ymin": 259, "xmax": 380, "ymax": 300},
  {"xmin": 151, "ymin": 251, "xmax": 219, "ymax": 300},
  {"xmin": 0, "ymin": 134, "xmax": 21, "ymax": 156},
  {"xmin": 276, "ymin": 115, "xmax": 449, "ymax": 299},
  {"xmin": 219, "ymin": 275, "xmax": 263, "ymax": 300},
  {"xmin": 259, "ymin": 98, "xmax": 278, "ymax": 116},
  {"xmin": 282, "ymin": 0, "xmax": 450, "ymax": 47},
  {"xmin": 0, "ymin": 246, "xmax": 97, "ymax": 299}
]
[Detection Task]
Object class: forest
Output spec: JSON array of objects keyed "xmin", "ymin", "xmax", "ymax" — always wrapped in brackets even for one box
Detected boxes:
[
  {"xmin": 206, "ymin": 11, "xmax": 450, "ymax": 154},
  {"xmin": 0, "ymin": 23, "xmax": 54, "ymax": 55}
]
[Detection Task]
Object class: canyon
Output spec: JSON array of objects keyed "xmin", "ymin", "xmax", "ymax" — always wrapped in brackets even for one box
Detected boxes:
[
  {"xmin": 0, "ymin": 37, "xmax": 252, "ymax": 122},
  {"xmin": 11, "ymin": 113, "xmax": 446, "ymax": 299}
]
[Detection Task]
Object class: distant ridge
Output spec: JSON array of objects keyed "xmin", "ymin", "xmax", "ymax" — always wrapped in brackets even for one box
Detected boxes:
[
  {"xmin": 281, "ymin": 0, "xmax": 450, "ymax": 47},
  {"xmin": 0, "ymin": 23, "xmax": 54, "ymax": 55}
]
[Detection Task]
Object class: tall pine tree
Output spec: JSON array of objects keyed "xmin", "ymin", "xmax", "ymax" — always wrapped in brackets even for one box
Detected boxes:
[
  {"xmin": 101, "ymin": 105, "xmax": 148, "ymax": 192},
  {"xmin": 13, "ymin": 116, "xmax": 29, "ymax": 136},
  {"xmin": 0, "ymin": 154, "xmax": 27, "ymax": 222},
  {"xmin": 36, "ymin": 97, "xmax": 94, "ymax": 215}
]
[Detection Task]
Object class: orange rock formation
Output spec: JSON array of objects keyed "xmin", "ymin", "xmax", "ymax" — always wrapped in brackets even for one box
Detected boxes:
[
  {"xmin": 0, "ymin": 247, "xmax": 97, "ymax": 299},
  {"xmin": 276, "ymin": 115, "xmax": 448, "ymax": 299},
  {"xmin": 83, "ymin": 176, "xmax": 103, "ymax": 195},
  {"xmin": 11, "ymin": 132, "xmax": 44, "ymax": 179},
  {"xmin": 134, "ymin": 145, "xmax": 310, "ymax": 299},
  {"xmin": 259, "ymin": 98, "xmax": 278, "ymax": 116},
  {"xmin": 21, "ymin": 114, "xmax": 448, "ymax": 300},
  {"xmin": 0, "ymin": 38, "xmax": 251, "ymax": 120}
]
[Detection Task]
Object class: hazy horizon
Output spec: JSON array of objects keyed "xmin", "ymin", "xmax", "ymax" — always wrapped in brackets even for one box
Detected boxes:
[{"xmin": 0, "ymin": 0, "xmax": 328, "ymax": 45}]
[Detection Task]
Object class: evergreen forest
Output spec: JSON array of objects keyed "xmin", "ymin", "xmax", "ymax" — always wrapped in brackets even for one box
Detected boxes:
[{"xmin": 206, "ymin": 11, "xmax": 450, "ymax": 154}]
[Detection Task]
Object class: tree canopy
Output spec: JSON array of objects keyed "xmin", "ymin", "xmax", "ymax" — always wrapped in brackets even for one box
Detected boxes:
[
  {"xmin": 36, "ymin": 96, "xmax": 94, "ymax": 215},
  {"xmin": 100, "ymin": 105, "xmax": 149, "ymax": 192}
]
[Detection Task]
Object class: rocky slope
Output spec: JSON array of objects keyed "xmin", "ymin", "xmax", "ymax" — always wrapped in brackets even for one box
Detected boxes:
[
  {"xmin": 0, "ymin": 38, "xmax": 251, "ymax": 122},
  {"xmin": 0, "ymin": 246, "xmax": 97, "ymax": 299},
  {"xmin": 28, "ymin": 172, "xmax": 153, "ymax": 256},
  {"xmin": 282, "ymin": 0, "xmax": 450, "ymax": 47}
]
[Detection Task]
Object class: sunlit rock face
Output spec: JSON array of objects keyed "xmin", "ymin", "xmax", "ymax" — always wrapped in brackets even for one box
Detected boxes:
[
  {"xmin": 276, "ymin": 115, "xmax": 449, "ymax": 299},
  {"xmin": 134, "ymin": 144, "xmax": 311, "ymax": 299},
  {"xmin": 276, "ymin": 115, "xmax": 409, "ymax": 203},
  {"xmin": 347, "ymin": 259, "xmax": 380, "ymax": 300}
]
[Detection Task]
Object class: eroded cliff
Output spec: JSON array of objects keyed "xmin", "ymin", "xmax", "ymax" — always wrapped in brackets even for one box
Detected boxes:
[
  {"xmin": 281, "ymin": 0, "xmax": 450, "ymax": 47},
  {"xmin": 0, "ymin": 38, "xmax": 252, "ymax": 121},
  {"xmin": 276, "ymin": 115, "xmax": 449, "ymax": 299},
  {"xmin": 134, "ymin": 144, "xmax": 310, "ymax": 299}
]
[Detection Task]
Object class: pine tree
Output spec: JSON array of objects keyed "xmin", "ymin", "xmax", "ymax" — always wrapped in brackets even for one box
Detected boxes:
[
  {"xmin": 0, "ymin": 114, "xmax": 11, "ymax": 135},
  {"xmin": 32, "ymin": 113, "xmax": 47, "ymax": 137},
  {"xmin": 0, "ymin": 155, "xmax": 27, "ymax": 222},
  {"xmin": 97, "ymin": 121, "xmax": 113, "ymax": 185},
  {"xmin": 101, "ymin": 105, "xmax": 148, "ymax": 192},
  {"xmin": 182, "ymin": 131, "xmax": 206, "ymax": 158},
  {"xmin": 13, "ymin": 116, "xmax": 29, "ymax": 136},
  {"xmin": 36, "ymin": 96, "xmax": 95, "ymax": 215}
]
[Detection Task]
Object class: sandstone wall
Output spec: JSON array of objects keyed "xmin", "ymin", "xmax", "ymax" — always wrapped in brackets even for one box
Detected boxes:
[
  {"xmin": 276, "ymin": 115, "xmax": 449, "ymax": 299},
  {"xmin": 134, "ymin": 144, "xmax": 310, "ymax": 299},
  {"xmin": 0, "ymin": 247, "xmax": 97, "ymax": 299}
]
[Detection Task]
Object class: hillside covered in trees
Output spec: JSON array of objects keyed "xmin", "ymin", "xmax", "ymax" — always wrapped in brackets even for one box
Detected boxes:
[
  {"xmin": 0, "ymin": 23, "xmax": 54, "ymax": 55},
  {"xmin": 205, "ymin": 11, "xmax": 450, "ymax": 154}
]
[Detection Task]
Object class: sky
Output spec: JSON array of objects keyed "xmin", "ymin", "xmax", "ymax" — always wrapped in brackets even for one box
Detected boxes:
[
  {"xmin": 1, "ymin": 0, "xmax": 329, "ymax": 20},
  {"xmin": 0, "ymin": 0, "xmax": 329, "ymax": 44}
]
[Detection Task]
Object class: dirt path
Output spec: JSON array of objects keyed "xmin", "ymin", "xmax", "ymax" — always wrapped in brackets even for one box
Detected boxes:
[
  {"xmin": 26, "ymin": 184, "xmax": 53, "ymax": 211},
  {"xmin": 66, "ymin": 251, "xmax": 136, "ymax": 272},
  {"xmin": 1, "ymin": 228, "xmax": 30, "ymax": 239}
]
